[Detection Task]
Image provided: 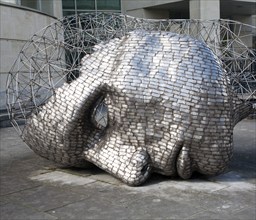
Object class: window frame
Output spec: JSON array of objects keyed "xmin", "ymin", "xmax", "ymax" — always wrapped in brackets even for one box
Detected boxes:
[{"xmin": 62, "ymin": 0, "xmax": 121, "ymax": 15}]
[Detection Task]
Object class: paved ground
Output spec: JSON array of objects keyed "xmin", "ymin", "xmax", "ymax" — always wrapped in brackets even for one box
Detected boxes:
[{"xmin": 0, "ymin": 119, "xmax": 255, "ymax": 220}]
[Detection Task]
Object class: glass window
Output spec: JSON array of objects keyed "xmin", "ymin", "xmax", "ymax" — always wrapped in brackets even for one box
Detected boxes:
[
  {"xmin": 77, "ymin": 10, "xmax": 94, "ymax": 14},
  {"xmin": 41, "ymin": 0, "xmax": 53, "ymax": 15},
  {"xmin": 62, "ymin": 0, "xmax": 121, "ymax": 15},
  {"xmin": 97, "ymin": 0, "xmax": 120, "ymax": 10},
  {"xmin": 0, "ymin": 0, "xmax": 17, "ymax": 4},
  {"xmin": 77, "ymin": 0, "xmax": 94, "ymax": 10},
  {"xmin": 63, "ymin": 0, "xmax": 75, "ymax": 10},
  {"xmin": 20, "ymin": 0, "xmax": 38, "ymax": 10},
  {"xmin": 63, "ymin": 10, "xmax": 76, "ymax": 16},
  {"xmin": 20, "ymin": 0, "xmax": 53, "ymax": 15}
]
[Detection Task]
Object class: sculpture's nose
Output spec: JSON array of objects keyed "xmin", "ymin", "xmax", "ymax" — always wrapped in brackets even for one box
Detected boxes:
[
  {"xmin": 126, "ymin": 150, "xmax": 152, "ymax": 186},
  {"xmin": 84, "ymin": 145, "xmax": 151, "ymax": 186}
]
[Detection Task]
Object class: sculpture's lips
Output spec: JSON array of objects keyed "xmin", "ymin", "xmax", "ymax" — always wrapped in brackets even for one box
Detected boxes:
[
  {"xmin": 150, "ymin": 143, "xmax": 193, "ymax": 179},
  {"xmin": 176, "ymin": 146, "xmax": 193, "ymax": 179}
]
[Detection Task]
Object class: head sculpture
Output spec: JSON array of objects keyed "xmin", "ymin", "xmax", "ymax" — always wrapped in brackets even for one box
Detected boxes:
[
  {"xmin": 21, "ymin": 30, "xmax": 253, "ymax": 186},
  {"xmin": 7, "ymin": 14, "xmax": 255, "ymax": 186}
]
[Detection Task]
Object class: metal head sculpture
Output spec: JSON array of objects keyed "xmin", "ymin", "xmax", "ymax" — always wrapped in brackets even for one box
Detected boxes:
[{"xmin": 7, "ymin": 13, "xmax": 256, "ymax": 186}]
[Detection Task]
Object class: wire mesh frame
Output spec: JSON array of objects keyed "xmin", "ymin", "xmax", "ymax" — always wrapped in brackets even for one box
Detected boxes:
[{"xmin": 6, "ymin": 12, "xmax": 256, "ymax": 134}]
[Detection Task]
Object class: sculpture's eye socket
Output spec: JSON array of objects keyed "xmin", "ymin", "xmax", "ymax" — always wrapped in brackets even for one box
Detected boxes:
[{"xmin": 91, "ymin": 97, "xmax": 108, "ymax": 130}]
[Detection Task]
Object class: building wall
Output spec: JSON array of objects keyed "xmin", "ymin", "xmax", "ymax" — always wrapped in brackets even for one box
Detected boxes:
[
  {"xmin": 126, "ymin": 8, "xmax": 169, "ymax": 19},
  {"xmin": 0, "ymin": 2, "xmax": 60, "ymax": 125},
  {"xmin": 189, "ymin": 0, "xmax": 220, "ymax": 19},
  {"xmin": 122, "ymin": 0, "xmax": 256, "ymax": 22},
  {"xmin": 122, "ymin": 0, "xmax": 177, "ymax": 12},
  {"xmin": 122, "ymin": 0, "xmax": 256, "ymax": 49}
]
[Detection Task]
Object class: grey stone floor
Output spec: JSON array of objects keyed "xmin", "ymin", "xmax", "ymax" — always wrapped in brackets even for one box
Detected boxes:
[{"xmin": 0, "ymin": 119, "xmax": 255, "ymax": 220}]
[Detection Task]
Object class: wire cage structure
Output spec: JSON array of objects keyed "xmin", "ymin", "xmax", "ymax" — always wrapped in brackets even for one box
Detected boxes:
[{"xmin": 6, "ymin": 13, "xmax": 256, "ymax": 134}]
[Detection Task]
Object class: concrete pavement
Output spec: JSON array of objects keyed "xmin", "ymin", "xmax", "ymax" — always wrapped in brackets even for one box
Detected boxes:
[{"xmin": 0, "ymin": 119, "xmax": 255, "ymax": 219}]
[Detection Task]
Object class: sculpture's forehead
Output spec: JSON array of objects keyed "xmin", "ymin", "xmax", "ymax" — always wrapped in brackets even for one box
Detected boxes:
[
  {"xmin": 82, "ymin": 31, "xmax": 223, "ymax": 98},
  {"xmin": 107, "ymin": 31, "xmax": 221, "ymax": 94}
]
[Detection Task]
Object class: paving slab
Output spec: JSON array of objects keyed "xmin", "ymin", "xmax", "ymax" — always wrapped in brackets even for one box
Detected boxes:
[
  {"xmin": 6, "ymin": 184, "xmax": 91, "ymax": 212},
  {"xmin": 45, "ymin": 182, "xmax": 205, "ymax": 220},
  {"xmin": 0, "ymin": 202, "xmax": 57, "ymax": 220}
]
